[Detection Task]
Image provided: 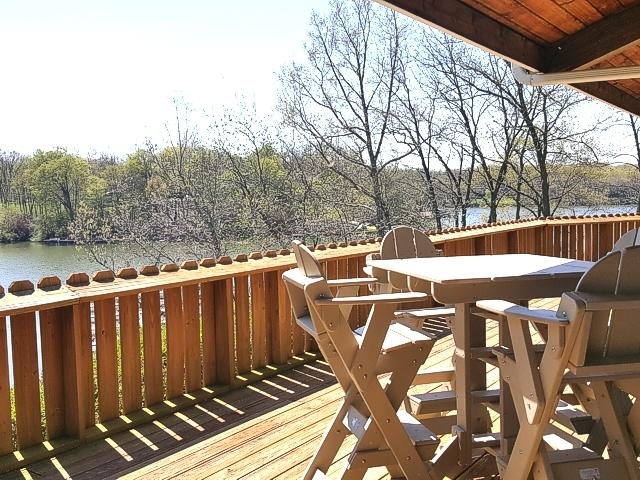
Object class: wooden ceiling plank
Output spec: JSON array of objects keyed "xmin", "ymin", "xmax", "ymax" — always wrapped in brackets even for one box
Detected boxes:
[
  {"xmin": 516, "ymin": 0, "xmax": 586, "ymax": 34},
  {"xmin": 463, "ymin": 0, "xmax": 565, "ymax": 43},
  {"xmin": 556, "ymin": 0, "xmax": 604, "ymax": 24},
  {"xmin": 587, "ymin": 0, "xmax": 628, "ymax": 16},
  {"xmin": 545, "ymin": 3, "xmax": 640, "ymax": 71}
]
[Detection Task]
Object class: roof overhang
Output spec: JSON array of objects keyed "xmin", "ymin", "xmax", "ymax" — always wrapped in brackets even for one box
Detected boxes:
[{"xmin": 376, "ymin": 0, "xmax": 640, "ymax": 116}]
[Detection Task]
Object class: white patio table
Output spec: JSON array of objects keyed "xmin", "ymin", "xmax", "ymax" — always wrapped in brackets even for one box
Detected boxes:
[{"xmin": 368, "ymin": 254, "xmax": 592, "ymax": 473}]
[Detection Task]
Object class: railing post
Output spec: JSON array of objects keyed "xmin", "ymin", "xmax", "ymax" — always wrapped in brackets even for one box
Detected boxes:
[
  {"xmin": 270, "ymin": 270, "xmax": 290, "ymax": 365},
  {"xmin": 213, "ymin": 278, "xmax": 235, "ymax": 385},
  {"xmin": 0, "ymin": 316, "xmax": 11, "ymax": 454},
  {"xmin": 59, "ymin": 303, "xmax": 89, "ymax": 440}
]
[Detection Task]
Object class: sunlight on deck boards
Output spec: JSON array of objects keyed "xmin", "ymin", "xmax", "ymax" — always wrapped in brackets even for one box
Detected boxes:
[{"xmin": 0, "ymin": 298, "xmax": 560, "ymax": 480}]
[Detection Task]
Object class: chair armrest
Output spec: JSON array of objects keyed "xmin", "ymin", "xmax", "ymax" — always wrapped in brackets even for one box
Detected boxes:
[
  {"xmin": 365, "ymin": 252, "xmax": 382, "ymax": 262},
  {"xmin": 476, "ymin": 300, "xmax": 568, "ymax": 326},
  {"xmin": 327, "ymin": 277, "xmax": 378, "ymax": 287},
  {"xmin": 314, "ymin": 292, "xmax": 428, "ymax": 306}
]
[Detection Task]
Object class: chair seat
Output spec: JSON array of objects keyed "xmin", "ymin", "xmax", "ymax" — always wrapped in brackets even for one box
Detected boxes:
[{"xmin": 354, "ymin": 322, "xmax": 435, "ymax": 353}]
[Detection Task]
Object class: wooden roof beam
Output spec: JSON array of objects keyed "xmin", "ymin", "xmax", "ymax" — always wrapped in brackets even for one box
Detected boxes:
[{"xmin": 545, "ymin": 4, "xmax": 640, "ymax": 73}]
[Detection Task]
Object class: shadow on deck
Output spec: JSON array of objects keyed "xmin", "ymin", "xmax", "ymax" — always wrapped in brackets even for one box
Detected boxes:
[{"xmin": 2, "ymin": 319, "xmax": 525, "ymax": 479}]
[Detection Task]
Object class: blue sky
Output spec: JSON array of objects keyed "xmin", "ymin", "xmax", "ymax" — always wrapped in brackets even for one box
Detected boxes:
[{"xmin": 0, "ymin": 0, "xmax": 326, "ymax": 155}]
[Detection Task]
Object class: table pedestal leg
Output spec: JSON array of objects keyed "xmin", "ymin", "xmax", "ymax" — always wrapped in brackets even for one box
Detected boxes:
[{"xmin": 451, "ymin": 303, "xmax": 488, "ymax": 466}]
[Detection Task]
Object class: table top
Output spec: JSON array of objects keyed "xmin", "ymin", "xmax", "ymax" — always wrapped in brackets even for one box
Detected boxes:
[{"xmin": 368, "ymin": 254, "xmax": 593, "ymax": 285}]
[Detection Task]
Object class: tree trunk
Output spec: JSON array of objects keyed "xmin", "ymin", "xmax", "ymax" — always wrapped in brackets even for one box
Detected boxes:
[{"xmin": 371, "ymin": 170, "xmax": 392, "ymax": 233}]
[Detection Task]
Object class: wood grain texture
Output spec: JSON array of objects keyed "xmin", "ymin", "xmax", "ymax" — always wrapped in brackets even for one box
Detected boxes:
[
  {"xmin": 250, "ymin": 273, "xmax": 267, "ymax": 369},
  {"xmin": 141, "ymin": 291, "xmax": 163, "ymax": 406},
  {"xmin": 95, "ymin": 298, "xmax": 119, "ymax": 421},
  {"xmin": 547, "ymin": 3, "xmax": 640, "ymax": 71},
  {"xmin": 11, "ymin": 312, "xmax": 42, "ymax": 449},
  {"xmin": 234, "ymin": 276, "xmax": 251, "ymax": 374},
  {"xmin": 213, "ymin": 279, "xmax": 234, "ymax": 385},
  {"xmin": 201, "ymin": 282, "xmax": 216, "ymax": 387},
  {"xmin": 268, "ymin": 270, "xmax": 289, "ymax": 365},
  {"xmin": 164, "ymin": 287, "xmax": 185, "ymax": 399},
  {"xmin": 0, "ymin": 317, "xmax": 11, "ymax": 454},
  {"xmin": 119, "ymin": 294, "xmax": 142, "ymax": 413},
  {"xmin": 39, "ymin": 308, "xmax": 65, "ymax": 439},
  {"xmin": 61, "ymin": 304, "xmax": 87, "ymax": 438},
  {"xmin": 182, "ymin": 284, "xmax": 201, "ymax": 392},
  {"xmin": 77, "ymin": 302, "xmax": 95, "ymax": 427}
]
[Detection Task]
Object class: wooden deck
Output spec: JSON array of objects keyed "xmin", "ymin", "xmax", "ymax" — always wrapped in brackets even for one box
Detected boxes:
[{"xmin": 0, "ymin": 299, "xmax": 560, "ymax": 480}]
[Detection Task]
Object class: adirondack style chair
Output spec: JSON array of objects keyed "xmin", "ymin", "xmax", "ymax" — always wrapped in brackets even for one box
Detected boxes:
[
  {"xmin": 613, "ymin": 228, "xmax": 640, "ymax": 252},
  {"xmin": 365, "ymin": 226, "xmax": 455, "ymax": 339},
  {"xmin": 283, "ymin": 241, "xmax": 442, "ymax": 479},
  {"xmin": 477, "ymin": 245, "xmax": 640, "ymax": 479}
]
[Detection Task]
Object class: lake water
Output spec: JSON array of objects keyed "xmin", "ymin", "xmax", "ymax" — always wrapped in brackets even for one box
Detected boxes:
[{"xmin": 0, "ymin": 205, "xmax": 635, "ymax": 286}]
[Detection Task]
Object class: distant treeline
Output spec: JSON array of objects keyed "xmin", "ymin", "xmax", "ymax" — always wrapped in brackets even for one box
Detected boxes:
[{"xmin": 1, "ymin": 0, "xmax": 639, "ymax": 269}]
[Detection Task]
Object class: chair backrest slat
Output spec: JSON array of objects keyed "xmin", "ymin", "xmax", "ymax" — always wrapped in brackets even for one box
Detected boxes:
[
  {"xmin": 612, "ymin": 228, "xmax": 640, "ymax": 252},
  {"xmin": 380, "ymin": 226, "xmax": 437, "ymax": 260},
  {"xmin": 379, "ymin": 226, "xmax": 437, "ymax": 291}
]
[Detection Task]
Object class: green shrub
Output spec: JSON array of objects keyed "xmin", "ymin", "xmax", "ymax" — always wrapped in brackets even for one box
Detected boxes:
[
  {"xmin": 0, "ymin": 207, "xmax": 33, "ymax": 242},
  {"xmin": 33, "ymin": 210, "xmax": 69, "ymax": 240}
]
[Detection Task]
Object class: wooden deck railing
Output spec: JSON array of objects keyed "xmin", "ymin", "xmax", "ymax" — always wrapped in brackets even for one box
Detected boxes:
[{"xmin": 0, "ymin": 213, "xmax": 638, "ymax": 471}]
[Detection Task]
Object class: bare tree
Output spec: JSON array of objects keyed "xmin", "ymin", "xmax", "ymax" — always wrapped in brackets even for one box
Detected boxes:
[
  {"xmin": 625, "ymin": 114, "xmax": 640, "ymax": 213},
  {"xmin": 279, "ymin": 0, "xmax": 412, "ymax": 233}
]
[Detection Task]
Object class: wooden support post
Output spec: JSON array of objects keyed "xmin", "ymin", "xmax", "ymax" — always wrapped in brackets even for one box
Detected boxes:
[
  {"xmin": 182, "ymin": 284, "xmax": 201, "ymax": 392},
  {"xmin": 213, "ymin": 279, "xmax": 235, "ymax": 385},
  {"xmin": 73, "ymin": 303, "xmax": 94, "ymax": 431},
  {"xmin": 59, "ymin": 305, "xmax": 88, "ymax": 440},
  {"xmin": 11, "ymin": 312, "xmax": 42, "ymax": 449},
  {"xmin": 95, "ymin": 298, "xmax": 118, "ymax": 421},
  {"xmin": 235, "ymin": 275, "xmax": 251, "ymax": 373},
  {"xmin": 164, "ymin": 287, "xmax": 185, "ymax": 399},
  {"xmin": 250, "ymin": 273, "xmax": 267, "ymax": 369},
  {"xmin": 120, "ymin": 294, "xmax": 142, "ymax": 413},
  {"xmin": 264, "ymin": 270, "xmax": 279, "ymax": 365},
  {"xmin": 269, "ymin": 270, "xmax": 290, "ymax": 365},
  {"xmin": 0, "ymin": 317, "xmax": 12, "ymax": 454},
  {"xmin": 40, "ymin": 308, "xmax": 66, "ymax": 439},
  {"xmin": 201, "ymin": 282, "xmax": 216, "ymax": 387},
  {"xmin": 141, "ymin": 291, "xmax": 163, "ymax": 406}
]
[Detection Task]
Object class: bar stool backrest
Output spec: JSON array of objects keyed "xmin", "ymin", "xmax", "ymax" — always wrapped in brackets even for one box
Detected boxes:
[
  {"xmin": 380, "ymin": 226, "xmax": 437, "ymax": 259},
  {"xmin": 282, "ymin": 241, "xmax": 358, "ymax": 389},
  {"xmin": 612, "ymin": 228, "xmax": 640, "ymax": 252},
  {"xmin": 565, "ymin": 245, "xmax": 640, "ymax": 368},
  {"xmin": 380, "ymin": 226, "xmax": 438, "ymax": 290}
]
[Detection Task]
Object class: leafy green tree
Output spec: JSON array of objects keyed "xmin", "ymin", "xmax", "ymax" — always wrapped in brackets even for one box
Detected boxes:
[{"xmin": 22, "ymin": 149, "xmax": 89, "ymax": 221}]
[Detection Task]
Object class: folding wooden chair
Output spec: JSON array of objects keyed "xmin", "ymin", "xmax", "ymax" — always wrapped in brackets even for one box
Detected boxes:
[
  {"xmin": 283, "ymin": 241, "xmax": 441, "ymax": 479},
  {"xmin": 477, "ymin": 245, "xmax": 640, "ymax": 479},
  {"xmin": 365, "ymin": 226, "xmax": 455, "ymax": 340}
]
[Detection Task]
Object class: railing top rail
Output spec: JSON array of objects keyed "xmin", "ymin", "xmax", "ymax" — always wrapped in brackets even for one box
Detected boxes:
[{"xmin": 0, "ymin": 241, "xmax": 379, "ymax": 317}]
